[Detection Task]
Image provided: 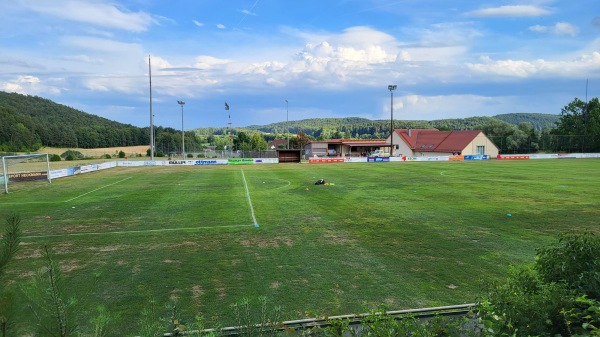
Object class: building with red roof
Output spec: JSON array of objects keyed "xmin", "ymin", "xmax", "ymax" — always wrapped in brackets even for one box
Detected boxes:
[
  {"xmin": 388, "ymin": 129, "xmax": 499, "ymax": 157},
  {"xmin": 304, "ymin": 129, "xmax": 499, "ymax": 158}
]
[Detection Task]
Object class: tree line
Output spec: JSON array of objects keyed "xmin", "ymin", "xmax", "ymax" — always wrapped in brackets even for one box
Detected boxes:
[{"xmin": 1, "ymin": 90, "xmax": 599, "ymax": 154}]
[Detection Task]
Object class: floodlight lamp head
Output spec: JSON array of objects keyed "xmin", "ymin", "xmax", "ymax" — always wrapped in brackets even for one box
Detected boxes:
[
  {"xmin": 388, "ymin": 85, "xmax": 397, "ymax": 91},
  {"xmin": 177, "ymin": 100, "xmax": 185, "ymax": 105}
]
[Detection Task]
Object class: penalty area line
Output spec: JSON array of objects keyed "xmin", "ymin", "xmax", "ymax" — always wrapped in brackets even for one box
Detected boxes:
[
  {"xmin": 21, "ymin": 224, "xmax": 254, "ymax": 239},
  {"xmin": 64, "ymin": 176, "xmax": 133, "ymax": 202}
]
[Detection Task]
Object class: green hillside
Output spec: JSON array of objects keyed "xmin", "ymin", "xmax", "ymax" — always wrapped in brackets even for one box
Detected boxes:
[{"xmin": 0, "ymin": 91, "xmax": 149, "ymax": 151}]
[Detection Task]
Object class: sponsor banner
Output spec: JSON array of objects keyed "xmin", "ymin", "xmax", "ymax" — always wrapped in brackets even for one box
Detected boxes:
[
  {"xmin": 68, "ymin": 166, "xmax": 82, "ymax": 175},
  {"xmin": 50, "ymin": 169, "xmax": 69, "ymax": 179},
  {"xmin": 344, "ymin": 157, "xmax": 368, "ymax": 163},
  {"xmin": 558, "ymin": 153, "xmax": 578, "ymax": 159},
  {"xmin": 194, "ymin": 159, "xmax": 228, "ymax": 165},
  {"xmin": 497, "ymin": 155, "xmax": 530, "ymax": 160},
  {"xmin": 255, "ymin": 158, "xmax": 279, "ymax": 164},
  {"xmin": 367, "ymin": 156, "xmax": 390, "ymax": 162},
  {"xmin": 8, "ymin": 171, "xmax": 48, "ymax": 182},
  {"xmin": 416, "ymin": 156, "xmax": 451, "ymax": 161},
  {"xmin": 529, "ymin": 154, "xmax": 559, "ymax": 159},
  {"xmin": 228, "ymin": 158, "xmax": 255, "ymax": 165},
  {"xmin": 98, "ymin": 162, "xmax": 116, "ymax": 170},
  {"xmin": 309, "ymin": 158, "xmax": 345, "ymax": 163},
  {"xmin": 80, "ymin": 164, "xmax": 98, "ymax": 174},
  {"xmin": 464, "ymin": 155, "xmax": 489, "ymax": 160}
]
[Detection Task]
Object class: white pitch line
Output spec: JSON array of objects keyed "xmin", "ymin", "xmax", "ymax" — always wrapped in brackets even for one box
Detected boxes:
[
  {"xmin": 21, "ymin": 224, "xmax": 254, "ymax": 239},
  {"xmin": 64, "ymin": 177, "xmax": 132, "ymax": 202},
  {"xmin": 240, "ymin": 168, "xmax": 259, "ymax": 227}
]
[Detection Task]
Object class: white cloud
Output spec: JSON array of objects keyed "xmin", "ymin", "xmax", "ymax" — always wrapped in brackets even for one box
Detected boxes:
[
  {"xmin": 379, "ymin": 94, "xmax": 510, "ymax": 120},
  {"xmin": 467, "ymin": 52, "xmax": 600, "ymax": 78},
  {"xmin": 241, "ymin": 9, "xmax": 257, "ymax": 16},
  {"xmin": 466, "ymin": 5, "xmax": 551, "ymax": 17},
  {"xmin": 529, "ymin": 22, "xmax": 578, "ymax": 36},
  {"xmin": 1, "ymin": 75, "xmax": 60, "ymax": 95},
  {"xmin": 193, "ymin": 20, "xmax": 204, "ymax": 27},
  {"xmin": 216, "ymin": 23, "xmax": 226, "ymax": 29},
  {"xmin": 21, "ymin": 0, "xmax": 155, "ymax": 32}
]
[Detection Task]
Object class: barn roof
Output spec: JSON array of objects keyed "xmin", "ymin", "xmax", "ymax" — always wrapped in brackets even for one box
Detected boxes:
[{"xmin": 395, "ymin": 129, "xmax": 483, "ymax": 152}]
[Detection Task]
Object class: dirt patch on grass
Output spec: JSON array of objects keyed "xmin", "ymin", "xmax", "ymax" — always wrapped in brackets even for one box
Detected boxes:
[
  {"xmin": 192, "ymin": 285, "xmax": 204, "ymax": 306},
  {"xmin": 238, "ymin": 236, "xmax": 294, "ymax": 248},
  {"xmin": 60, "ymin": 259, "xmax": 83, "ymax": 273},
  {"xmin": 270, "ymin": 281, "xmax": 281, "ymax": 289}
]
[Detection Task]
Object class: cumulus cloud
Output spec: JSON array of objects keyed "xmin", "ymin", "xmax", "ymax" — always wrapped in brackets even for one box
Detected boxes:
[
  {"xmin": 193, "ymin": 20, "xmax": 204, "ymax": 27},
  {"xmin": 1, "ymin": 75, "xmax": 60, "ymax": 95},
  {"xmin": 466, "ymin": 5, "xmax": 551, "ymax": 17},
  {"xmin": 376, "ymin": 94, "xmax": 507, "ymax": 120},
  {"xmin": 216, "ymin": 24, "xmax": 226, "ymax": 29},
  {"xmin": 21, "ymin": 0, "xmax": 155, "ymax": 32},
  {"xmin": 467, "ymin": 52, "xmax": 600, "ymax": 78},
  {"xmin": 529, "ymin": 22, "xmax": 578, "ymax": 36}
]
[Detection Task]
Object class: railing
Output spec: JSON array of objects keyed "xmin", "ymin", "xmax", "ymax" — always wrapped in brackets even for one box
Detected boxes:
[{"xmin": 160, "ymin": 303, "xmax": 476, "ymax": 336}]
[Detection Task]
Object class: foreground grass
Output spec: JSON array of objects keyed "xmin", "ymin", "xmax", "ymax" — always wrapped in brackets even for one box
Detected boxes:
[{"xmin": 1, "ymin": 159, "xmax": 599, "ymax": 335}]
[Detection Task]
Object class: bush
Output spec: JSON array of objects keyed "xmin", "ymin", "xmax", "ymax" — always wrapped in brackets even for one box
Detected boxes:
[
  {"xmin": 60, "ymin": 150, "xmax": 83, "ymax": 160},
  {"xmin": 49, "ymin": 154, "xmax": 61, "ymax": 162},
  {"xmin": 187, "ymin": 153, "xmax": 194, "ymax": 158},
  {"xmin": 535, "ymin": 231, "xmax": 600, "ymax": 300},
  {"xmin": 478, "ymin": 231, "xmax": 600, "ymax": 336},
  {"xmin": 118, "ymin": 151, "xmax": 125, "ymax": 158},
  {"xmin": 196, "ymin": 154, "xmax": 205, "ymax": 158},
  {"xmin": 156, "ymin": 151, "xmax": 165, "ymax": 157},
  {"xmin": 103, "ymin": 154, "xmax": 111, "ymax": 159}
]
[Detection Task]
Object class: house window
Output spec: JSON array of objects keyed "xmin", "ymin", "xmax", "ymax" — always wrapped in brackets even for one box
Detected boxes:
[{"xmin": 476, "ymin": 145, "xmax": 485, "ymax": 155}]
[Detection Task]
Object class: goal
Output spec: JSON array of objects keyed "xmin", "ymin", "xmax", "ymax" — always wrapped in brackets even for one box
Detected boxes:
[{"xmin": 1, "ymin": 153, "xmax": 51, "ymax": 194}]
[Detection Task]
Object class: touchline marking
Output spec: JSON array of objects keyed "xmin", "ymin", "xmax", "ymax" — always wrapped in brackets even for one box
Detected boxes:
[
  {"xmin": 64, "ymin": 177, "xmax": 132, "ymax": 202},
  {"xmin": 21, "ymin": 224, "xmax": 254, "ymax": 239},
  {"xmin": 240, "ymin": 168, "xmax": 259, "ymax": 227}
]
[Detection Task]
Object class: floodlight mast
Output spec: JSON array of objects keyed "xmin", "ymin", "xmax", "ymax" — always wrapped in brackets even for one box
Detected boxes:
[
  {"xmin": 388, "ymin": 85, "xmax": 397, "ymax": 157},
  {"xmin": 178, "ymin": 100, "xmax": 185, "ymax": 159},
  {"xmin": 286, "ymin": 99, "xmax": 289, "ymax": 149}
]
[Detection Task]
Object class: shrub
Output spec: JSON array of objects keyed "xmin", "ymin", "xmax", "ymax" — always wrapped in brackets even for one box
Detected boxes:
[
  {"xmin": 187, "ymin": 153, "xmax": 194, "ymax": 158},
  {"xmin": 535, "ymin": 231, "xmax": 600, "ymax": 300},
  {"xmin": 60, "ymin": 150, "xmax": 83, "ymax": 160},
  {"xmin": 49, "ymin": 154, "xmax": 61, "ymax": 162},
  {"xmin": 118, "ymin": 150, "xmax": 125, "ymax": 158},
  {"xmin": 196, "ymin": 154, "xmax": 205, "ymax": 158},
  {"xmin": 103, "ymin": 154, "xmax": 111, "ymax": 159},
  {"xmin": 478, "ymin": 231, "xmax": 600, "ymax": 336}
]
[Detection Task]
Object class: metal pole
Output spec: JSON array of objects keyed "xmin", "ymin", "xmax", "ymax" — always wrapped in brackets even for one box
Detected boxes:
[
  {"xmin": 388, "ymin": 85, "xmax": 397, "ymax": 157},
  {"xmin": 178, "ymin": 100, "xmax": 185, "ymax": 159},
  {"xmin": 286, "ymin": 99, "xmax": 289, "ymax": 149},
  {"xmin": 149, "ymin": 55, "xmax": 154, "ymax": 160}
]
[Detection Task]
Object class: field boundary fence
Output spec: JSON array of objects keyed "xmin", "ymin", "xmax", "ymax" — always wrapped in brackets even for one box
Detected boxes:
[{"xmin": 157, "ymin": 303, "xmax": 477, "ymax": 337}]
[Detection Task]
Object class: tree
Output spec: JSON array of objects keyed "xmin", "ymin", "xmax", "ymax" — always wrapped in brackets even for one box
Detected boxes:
[
  {"xmin": 553, "ymin": 97, "xmax": 600, "ymax": 152},
  {"xmin": 250, "ymin": 133, "xmax": 267, "ymax": 151},
  {"xmin": 234, "ymin": 131, "xmax": 252, "ymax": 151},
  {"xmin": 0, "ymin": 214, "xmax": 22, "ymax": 337}
]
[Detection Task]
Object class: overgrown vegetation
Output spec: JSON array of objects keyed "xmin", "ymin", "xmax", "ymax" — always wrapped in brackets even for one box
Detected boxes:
[{"xmin": 477, "ymin": 231, "xmax": 600, "ymax": 336}]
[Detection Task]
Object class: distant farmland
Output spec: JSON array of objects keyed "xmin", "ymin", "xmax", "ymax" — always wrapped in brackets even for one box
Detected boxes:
[{"xmin": 1, "ymin": 159, "xmax": 598, "ymax": 335}]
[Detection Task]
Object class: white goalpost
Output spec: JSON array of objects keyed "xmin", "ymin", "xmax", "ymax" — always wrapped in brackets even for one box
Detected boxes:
[{"xmin": 1, "ymin": 153, "xmax": 51, "ymax": 194}]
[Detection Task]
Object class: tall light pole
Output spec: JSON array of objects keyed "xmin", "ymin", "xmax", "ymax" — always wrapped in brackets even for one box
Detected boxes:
[
  {"xmin": 149, "ymin": 55, "xmax": 154, "ymax": 160},
  {"xmin": 285, "ymin": 99, "xmax": 289, "ymax": 149},
  {"xmin": 388, "ymin": 85, "xmax": 397, "ymax": 157},
  {"xmin": 178, "ymin": 100, "xmax": 185, "ymax": 159}
]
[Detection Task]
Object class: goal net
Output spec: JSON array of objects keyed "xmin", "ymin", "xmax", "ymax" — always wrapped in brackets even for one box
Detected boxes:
[{"xmin": 1, "ymin": 153, "xmax": 51, "ymax": 194}]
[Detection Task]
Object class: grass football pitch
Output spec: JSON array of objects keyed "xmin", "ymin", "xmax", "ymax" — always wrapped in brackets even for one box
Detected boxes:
[{"xmin": 1, "ymin": 159, "xmax": 599, "ymax": 334}]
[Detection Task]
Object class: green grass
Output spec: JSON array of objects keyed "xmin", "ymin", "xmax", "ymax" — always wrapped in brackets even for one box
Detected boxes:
[{"xmin": 1, "ymin": 160, "xmax": 599, "ymax": 335}]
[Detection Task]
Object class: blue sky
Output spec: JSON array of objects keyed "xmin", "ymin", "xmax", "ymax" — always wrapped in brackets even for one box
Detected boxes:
[{"xmin": 1, "ymin": 1, "xmax": 599, "ymax": 129}]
